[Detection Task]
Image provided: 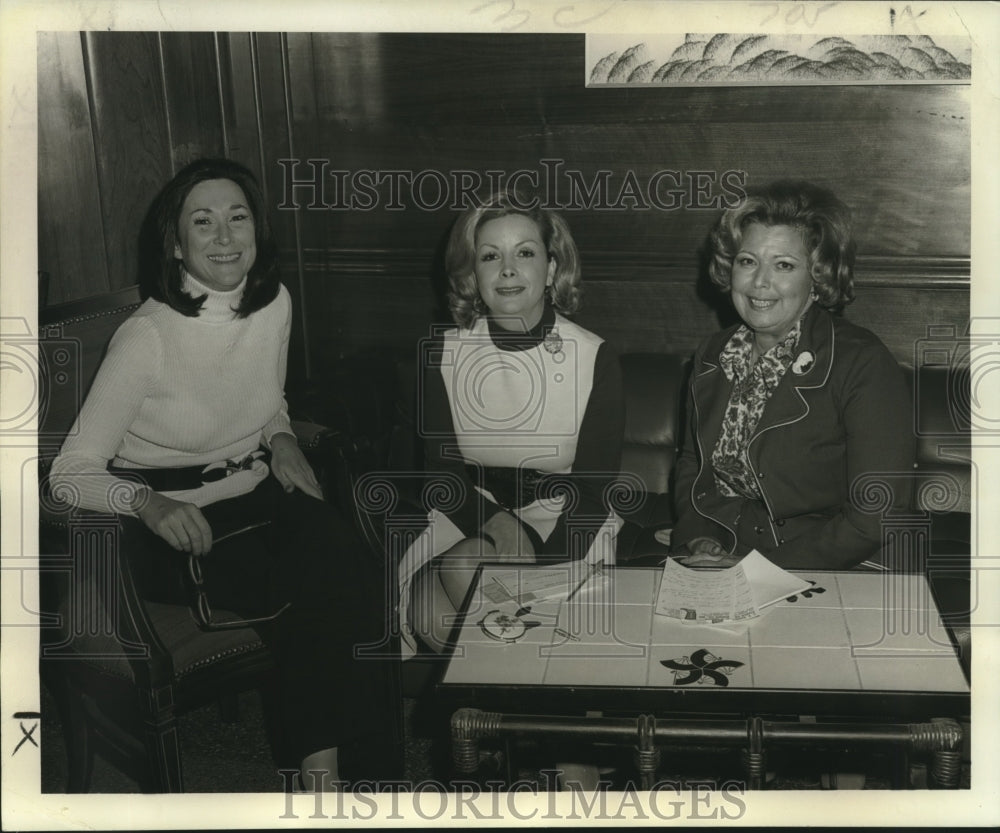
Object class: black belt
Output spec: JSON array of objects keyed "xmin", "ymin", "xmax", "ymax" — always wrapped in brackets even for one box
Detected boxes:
[{"xmin": 108, "ymin": 450, "xmax": 269, "ymax": 493}]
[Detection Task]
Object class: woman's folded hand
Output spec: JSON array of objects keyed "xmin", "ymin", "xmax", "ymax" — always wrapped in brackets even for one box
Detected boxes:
[
  {"xmin": 134, "ymin": 488, "xmax": 214, "ymax": 555},
  {"xmin": 673, "ymin": 536, "xmax": 741, "ymax": 568},
  {"xmin": 270, "ymin": 432, "xmax": 323, "ymax": 499}
]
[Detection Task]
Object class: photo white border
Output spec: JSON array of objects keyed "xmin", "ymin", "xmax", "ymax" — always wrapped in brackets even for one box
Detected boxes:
[{"xmin": 3, "ymin": 1, "xmax": 998, "ymax": 828}]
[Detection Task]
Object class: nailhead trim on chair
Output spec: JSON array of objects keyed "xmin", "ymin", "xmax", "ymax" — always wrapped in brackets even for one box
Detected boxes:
[
  {"xmin": 71, "ymin": 635, "xmax": 270, "ymax": 682},
  {"xmin": 175, "ymin": 642, "xmax": 269, "ymax": 679},
  {"xmin": 41, "ymin": 302, "xmax": 142, "ymax": 328},
  {"xmin": 61, "ymin": 597, "xmax": 271, "ymax": 683},
  {"xmin": 67, "ymin": 638, "xmax": 268, "ymax": 677}
]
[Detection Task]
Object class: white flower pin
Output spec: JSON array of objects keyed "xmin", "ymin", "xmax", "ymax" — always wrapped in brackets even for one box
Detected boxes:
[{"xmin": 792, "ymin": 350, "xmax": 815, "ymax": 375}]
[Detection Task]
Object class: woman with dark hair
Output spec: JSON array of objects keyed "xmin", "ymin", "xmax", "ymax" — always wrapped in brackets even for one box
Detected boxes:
[
  {"xmin": 141, "ymin": 156, "xmax": 282, "ymax": 317},
  {"xmin": 50, "ymin": 158, "xmax": 387, "ymax": 788},
  {"xmin": 670, "ymin": 180, "xmax": 913, "ymax": 570},
  {"xmin": 398, "ymin": 192, "xmax": 625, "ymax": 655}
]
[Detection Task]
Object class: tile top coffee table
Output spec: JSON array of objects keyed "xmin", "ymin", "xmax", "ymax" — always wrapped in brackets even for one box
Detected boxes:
[{"xmin": 438, "ymin": 565, "xmax": 969, "ymax": 788}]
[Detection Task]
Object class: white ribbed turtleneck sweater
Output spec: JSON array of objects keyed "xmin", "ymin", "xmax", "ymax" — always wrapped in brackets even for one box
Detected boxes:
[{"xmin": 51, "ymin": 273, "xmax": 293, "ymax": 514}]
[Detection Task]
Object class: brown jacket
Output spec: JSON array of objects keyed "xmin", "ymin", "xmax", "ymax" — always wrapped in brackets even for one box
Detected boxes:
[{"xmin": 674, "ymin": 304, "xmax": 914, "ymax": 569}]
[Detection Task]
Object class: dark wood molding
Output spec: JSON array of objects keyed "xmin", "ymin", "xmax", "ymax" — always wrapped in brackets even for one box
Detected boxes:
[{"xmin": 291, "ymin": 247, "xmax": 970, "ymax": 290}]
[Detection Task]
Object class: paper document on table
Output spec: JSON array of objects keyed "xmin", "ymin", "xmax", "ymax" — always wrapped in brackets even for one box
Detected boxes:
[
  {"xmin": 654, "ymin": 549, "xmax": 812, "ymax": 624},
  {"xmin": 481, "ymin": 562, "xmax": 606, "ymax": 606},
  {"xmin": 739, "ymin": 549, "xmax": 814, "ymax": 609}
]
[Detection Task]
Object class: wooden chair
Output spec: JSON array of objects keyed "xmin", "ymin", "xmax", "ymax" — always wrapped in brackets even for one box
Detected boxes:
[{"xmin": 36, "ymin": 286, "xmax": 383, "ymax": 791}]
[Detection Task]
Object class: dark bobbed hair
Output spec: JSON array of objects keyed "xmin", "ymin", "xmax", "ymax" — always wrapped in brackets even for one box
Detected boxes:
[
  {"xmin": 444, "ymin": 192, "xmax": 582, "ymax": 328},
  {"xmin": 142, "ymin": 158, "xmax": 280, "ymax": 317},
  {"xmin": 708, "ymin": 180, "xmax": 856, "ymax": 312}
]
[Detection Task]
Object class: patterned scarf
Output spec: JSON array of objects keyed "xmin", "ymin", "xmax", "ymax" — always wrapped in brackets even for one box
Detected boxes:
[{"xmin": 711, "ymin": 321, "xmax": 802, "ymax": 498}]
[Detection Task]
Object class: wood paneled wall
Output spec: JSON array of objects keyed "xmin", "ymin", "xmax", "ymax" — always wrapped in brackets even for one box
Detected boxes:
[
  {"xmin": 38, "ymin": 32, "xmax": 969, "ymax": 383},
  {"xmin": 38, "ymin": 32, "xmax": 221, "ymax": 303},
  {"xmin": 36, "ymin": 31, "xmax": 310, "ymax": 385}
]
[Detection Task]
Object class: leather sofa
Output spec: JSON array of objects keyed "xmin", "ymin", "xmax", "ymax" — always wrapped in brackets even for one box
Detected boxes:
[{"xmin": 323, "ymin": 350, "xmax": 971, "ymax": 558}]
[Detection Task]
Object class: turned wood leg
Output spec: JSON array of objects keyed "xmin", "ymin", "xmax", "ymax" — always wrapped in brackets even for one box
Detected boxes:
[
  {"xmin": 742, "ymin": 717, "xmax": 765, "ymax": 790},
  {"xmin": 633, "ymin": 714, "xmax": 660, "ymax": 790}
]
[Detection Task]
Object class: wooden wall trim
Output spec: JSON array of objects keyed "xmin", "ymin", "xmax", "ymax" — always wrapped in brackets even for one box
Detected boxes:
[
  {"xmin": 279, "ymin": 32, "xmax": 310, "ymax": 380},
  {"xmin": 294, "ymin": 248, "xmax": 970, "ymax": 290}
]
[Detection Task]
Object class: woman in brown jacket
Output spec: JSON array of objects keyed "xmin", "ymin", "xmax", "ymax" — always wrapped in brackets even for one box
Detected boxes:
[{"xmin": 672, "ymin": 181, "xmax": 914, "ymax": 570}]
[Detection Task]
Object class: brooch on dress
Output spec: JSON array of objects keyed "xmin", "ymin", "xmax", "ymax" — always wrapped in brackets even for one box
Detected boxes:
[
  {"xmin": 543, "ymin": 327, "xmax": 563, "ymax": 356},
  {"xmin": 791, "ymin": 350, "xmax": 815, "ymax": 375}
]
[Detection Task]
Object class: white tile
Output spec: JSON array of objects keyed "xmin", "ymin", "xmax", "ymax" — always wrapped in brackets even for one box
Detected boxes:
[
  {"xmin": 441, "ymin": 642, "xmax": 549, "ymax": 685},
  {"xmin": 606, "ymin": 567, "xmax": 660, "ymax": 606},
  {"xmin": 747, "ymin": 608, "xmax": 851, "ymax": 648},
  {"xmin": 558, "ymin": 596, "xmax": 621, "ymax": 635},
  {"xmin": 845, "ymin": 609, "xmax": 957, "ymax": 654},
  {"xmin": 542, "ymin": 652, "xmax": 650, "ymax": 687},
  {"xmin": 541, "ymin": 638, "xmax": 651, "ymax": 662},
  {"xmin": 750, "ymin": 647, "xmax": 861, "ymax": 690},
  {"xmin": 556, "ymin": 599, "xmax": 653, "ymax": 645},
  {"xmin": 648, "ymin": 646, "xmax": 753, "ymax": 689},
  {"xmin": 855, "ymin": 655, "xmax": 969, "ymax": 692},
  {"xmin": 835, "ymin": 572, "xmax": 935, "ymax": 611},
  {"xmin": 650, "ymin": 613, "xmax": 752, "ymax": 648}
]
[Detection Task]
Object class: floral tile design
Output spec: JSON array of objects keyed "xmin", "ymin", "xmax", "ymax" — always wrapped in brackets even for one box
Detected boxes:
[
  {"xmin": 647, "ymin": 646, "xmax": 752, "ymax": 688},
  {"xmin": 456, "ymin": 600, "xmax": 562, "ymax": 643},
  {"xmin": 660, "ymin": 648, "xmax": 745, "ymax": 686},
  {"xmin": 443, "ymin": 569, "xmax": 969, "ymax": 697}
]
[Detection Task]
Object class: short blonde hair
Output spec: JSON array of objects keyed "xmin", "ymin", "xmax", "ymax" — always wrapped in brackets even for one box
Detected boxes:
[{"xmin": 444, "ymin": 192, "xmax": 582, "ymax": 328}]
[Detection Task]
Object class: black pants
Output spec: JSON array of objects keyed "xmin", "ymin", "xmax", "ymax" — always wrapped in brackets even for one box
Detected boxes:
[{"xmin": 119, "ymin": 476, "xmax": 392, "ymax": 775}]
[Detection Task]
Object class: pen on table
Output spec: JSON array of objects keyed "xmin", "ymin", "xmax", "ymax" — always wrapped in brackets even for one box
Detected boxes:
[
  {"xmin": 565, "ymin": 562, "xmax": 602, "ymax": 603},
  {"xmin": 491, "ymin": 576, "xmax": 530, "ymax": 613},
  {"xmin": 491, "ymin": 576, "xmax": 513, "ymax": 598}
]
